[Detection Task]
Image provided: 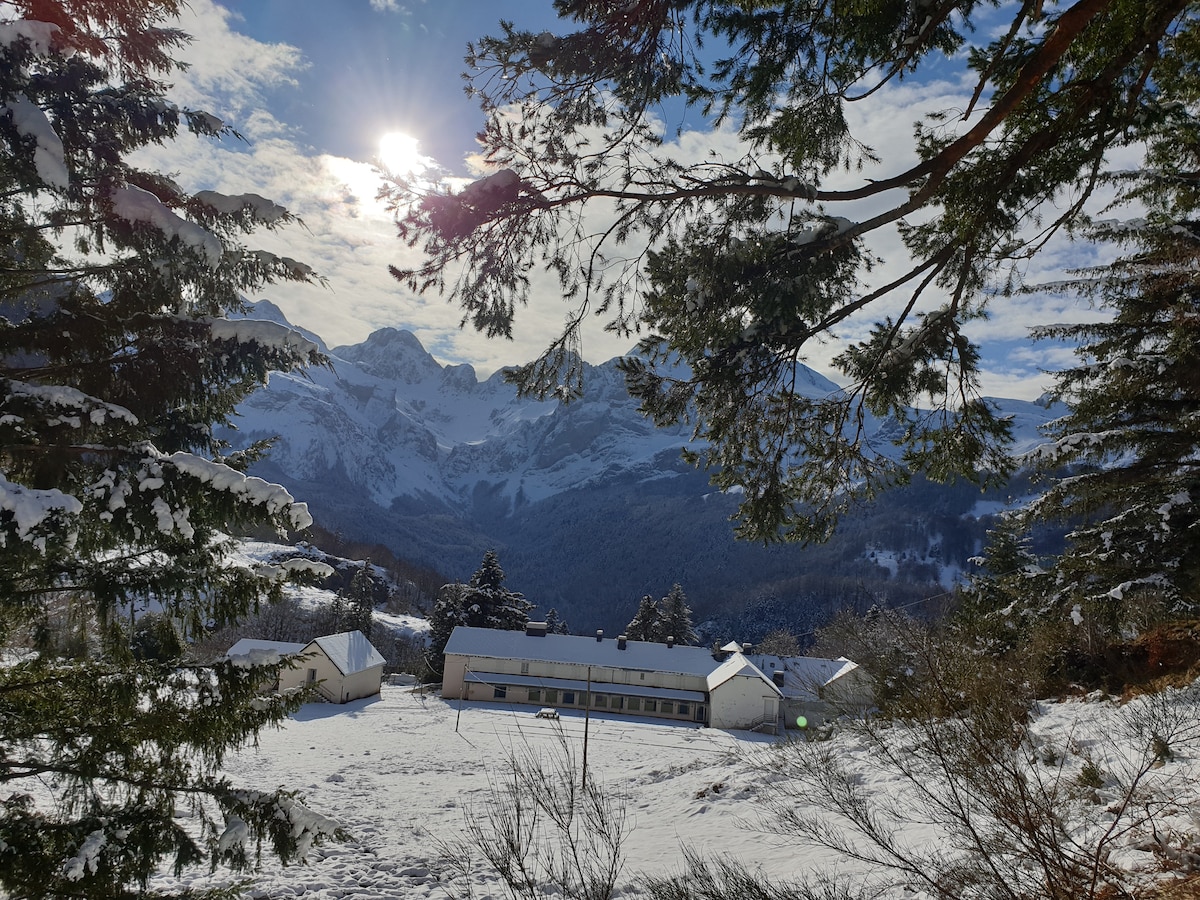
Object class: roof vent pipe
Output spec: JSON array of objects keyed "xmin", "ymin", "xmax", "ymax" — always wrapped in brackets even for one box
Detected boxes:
[
  {"xmin": 596, "ymin": 630, "xmax": 604, "ymax": 642},
  {"xmin": 666, "ymin": 636, "xmax": 675, "ymax": 648}
]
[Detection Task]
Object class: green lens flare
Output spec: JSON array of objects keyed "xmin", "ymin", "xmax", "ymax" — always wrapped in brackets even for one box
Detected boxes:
[{"xmin": 795, "ymin": 715, "xmax": 808, "ymax": 729}]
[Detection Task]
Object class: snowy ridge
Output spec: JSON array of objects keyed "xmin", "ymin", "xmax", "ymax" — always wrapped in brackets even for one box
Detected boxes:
[
  {"xmin": 228, "ymin": 302, "xmax": 1061, "ymax": 520},
  {"xmin": 226, "ymin": 304, "xmax": 701, "ymax": 514}
]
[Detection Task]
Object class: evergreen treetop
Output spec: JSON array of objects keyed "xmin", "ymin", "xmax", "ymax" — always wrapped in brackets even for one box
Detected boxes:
[
  {"xmin": 660, "ymin": 584, "xmax": 698, "ymax": 646},
  {"xmin": 463, "ymin": 549, "xmax": 533, "ymax": 632},
  {"xmin": 625, "ymin": 595, "xmax": 662, "ymax": 642}
]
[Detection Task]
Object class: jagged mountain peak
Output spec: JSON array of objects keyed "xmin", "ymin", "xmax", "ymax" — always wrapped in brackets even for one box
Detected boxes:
[{"xmin": 332, "ymin": 327, "xmax": 448, "ymax": 385}]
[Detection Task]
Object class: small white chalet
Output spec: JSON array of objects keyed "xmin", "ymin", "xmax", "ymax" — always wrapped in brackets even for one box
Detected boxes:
[
  {"xmin": 227, "ymin": 630, "xmax": 386, "ymax": 704},
  {"xmin": 441, "ymin": 625, "xmax": 783, "ymax": 731}
]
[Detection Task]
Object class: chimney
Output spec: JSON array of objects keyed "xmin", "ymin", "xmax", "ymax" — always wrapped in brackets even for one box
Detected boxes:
[
  {"xmin": 595, "ymin": 629, "xmax": 604, "ymax": 642},
  {"xmin": 773, "ymin": 670, "xmax": 785, "ymax": 687},
  {"xmin": 742, "ymin": 642, "xmax": 752, "ymax": 654},
  {"xmin": 666, "ymin": 636, "xmax": 675, "ymax": 648},
  {"xmin": 526, "ymin": 622, "xmax": 548, "ymax": 637},
  {"xmin": 617, "ymin": 634, "xmax": 627, "ymax": 650}
]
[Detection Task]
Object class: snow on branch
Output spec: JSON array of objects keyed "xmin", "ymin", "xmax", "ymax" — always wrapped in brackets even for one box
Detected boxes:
[
  {"xmin": 250, "ymin": 557, "xmax": 335, "ymax": 582},
  {"xmin": 194, "ymin": 190, "xmax": 289, "ymax": 225},
  {"xmin": 1021, "ymin": 429, "xmax": 1122, "ymax": 466},
  {"xmin": 5, "ymin": 379, "xmax": 139, "ymax": 427},
  {"xmin": 110, "ymin": 185, "xmax": 222, "ymax": 266},
  {"xmin": 60, "ymin": 828, "xmax": 106, "ymax": 882},
  {"xmin": 0, "ymin": 470, "xmax": 83, "ymax": 547},
  {"xmin": 248, "ymin": 250, "xmax": 315, "ymax": 280},
  {"xmin": 162, "ymin": 451, "xmax": 313, "ymax": 530},
  {"xmin": 205, "ymin": 318, "xmax": 320, "ymax": 357},
  {"xmin": 3, "ymin": 94, "xmax": 68, "ymax": 188},
  {"xmin": 224, "ymin": 788, "xmax": 343, "ymax": 862},
  {"xmin": 0, "ymin": 19, "xmax": 60, "ymax": 54}
]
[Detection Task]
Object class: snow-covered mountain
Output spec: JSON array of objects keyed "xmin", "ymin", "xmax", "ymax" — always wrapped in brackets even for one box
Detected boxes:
[
  {"xmin": 230, "ymin": 302, "xmax": 706, "ymax": 513},
  {"xmin": 227, "ymin": 303, "xmax": 1063, "ymax": 634}
]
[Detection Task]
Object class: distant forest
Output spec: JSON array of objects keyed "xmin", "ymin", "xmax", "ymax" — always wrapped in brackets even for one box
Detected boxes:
[{"xmin": 291, "ymin": 453, "xmax": 1062, "ymax": 642}]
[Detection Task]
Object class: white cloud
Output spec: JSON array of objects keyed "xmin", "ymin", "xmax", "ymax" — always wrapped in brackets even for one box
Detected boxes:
[{"xmin": 170, "ymin": 1, "xmax": 305, "ymax": 118}]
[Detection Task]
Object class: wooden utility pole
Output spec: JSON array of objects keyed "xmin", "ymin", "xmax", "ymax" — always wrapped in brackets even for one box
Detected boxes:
[
  {"xmin": 581, "ymin": 665, "xmax": 592, "ymax": 790},
  {"xmin": 456, "ymin": 658, "xmax": 470, "ymax": 733}
]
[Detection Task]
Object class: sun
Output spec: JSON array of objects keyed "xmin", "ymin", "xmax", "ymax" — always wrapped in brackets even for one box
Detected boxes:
[{"xmin": 378, "ymin": 131, "xmax": 427, "ymax": 177}]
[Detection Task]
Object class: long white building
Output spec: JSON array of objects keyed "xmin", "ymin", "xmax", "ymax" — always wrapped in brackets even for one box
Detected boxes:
[{"xmin": 441, "ymin": 624, "xmax": 783, "ymax": 731}]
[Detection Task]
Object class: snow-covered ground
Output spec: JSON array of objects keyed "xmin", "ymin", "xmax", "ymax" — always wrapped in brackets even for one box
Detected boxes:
[{"xmin": 159, "ymin": 681, "xmax": 1200, "ymax": 899}]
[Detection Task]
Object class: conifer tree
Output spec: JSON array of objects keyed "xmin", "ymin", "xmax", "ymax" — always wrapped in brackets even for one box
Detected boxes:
[
  {"xmin": 544, "ymin": 606, "xmax": 569, "ymax": 635},
  {"xmin": 462, "ymin": 549, "xmax": 533, "ymax": 632},
  {"xmin": 954, "ymin": 519, "xmax": 1054, "ymax": 653},
  {"xmin": 344, "ymin": 560, "xmax": 376, "ymax": 640},
  {"xmin": 660, "ymin": 584, "xmax": 698, "ymax": 646},
  {"xmin": 387, "ymin": 0, "xmax": 1193, "ymax": 541},
  {"xmin": 1026, "ymin": 104, "xmax": 1200, "ymax": 626},
  {"xmin": 625, "ymin": 595, "xmax": 662, "ymax": 642},
  {"xmin": 426, "ymin": 582, "xmax": 468, "ymax": 674},
  {"xmin": 0, "ymin": 2, "xmax": 340, "ymax": 895}
]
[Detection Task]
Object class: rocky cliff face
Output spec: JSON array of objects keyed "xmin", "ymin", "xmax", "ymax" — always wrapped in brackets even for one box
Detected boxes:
[{"xmin": 228, "ymin": 302, "xmax": 1063, "ymax": 635}]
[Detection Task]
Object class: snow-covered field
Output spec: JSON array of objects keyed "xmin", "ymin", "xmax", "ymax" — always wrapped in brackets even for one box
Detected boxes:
[{"xmin": 162, "ymin": 682, "xmax": 1200, "ymax": 898}]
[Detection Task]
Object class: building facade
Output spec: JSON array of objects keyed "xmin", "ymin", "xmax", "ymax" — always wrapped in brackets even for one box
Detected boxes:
[
  {"xmin": 442, "ymin": 625, "xmax": 783, "ymax": 731},
  {"xmin": 228, "ymin": 630, "xmax": 386, "ymax": 704}
]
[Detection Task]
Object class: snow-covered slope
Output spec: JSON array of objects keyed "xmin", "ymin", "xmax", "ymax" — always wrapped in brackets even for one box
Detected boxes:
[{"xmin": 156, "ymin": 681, "xmax": 1200, "ymax": 899}]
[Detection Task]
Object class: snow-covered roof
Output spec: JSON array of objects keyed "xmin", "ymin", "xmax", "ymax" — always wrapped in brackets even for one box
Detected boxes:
[
  {"xmin": 747, "ymin": 653, "xmax": 862, "ymax": 700},
  {"xmin": 707, "ymin": 654, "xmax": 782, "ymax": 696},
  {"xmin": 308, "ymin": 631, "xmax": 386, "ymax": 676},
  {"xmin": 444, "ymin": 627, "xmax": 721, "ymax": 678},
  {"xmin": 227, "ymin": 638, "xmax": 308, "ymax": 663}
]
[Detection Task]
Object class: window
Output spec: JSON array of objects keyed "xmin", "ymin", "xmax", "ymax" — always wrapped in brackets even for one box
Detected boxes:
[
  {"xmin": 563, "ymin": 691, "xmax": 576, "ymax": 705},
  {"xmin": 677, "ymin": 702, "xmax": 690, "ymax": 716},
  {"xmin": 593, "ymin": 694, "xmax": 607, "ymax": 708},
  {"xmin": 639, "ymin": 672, "xmax": 645, "ymax": 680},
  {"xmin": 627, "ymin": 697, "xmax": 641, "ymax": 711},
  {"xmin": 520, "ymin": 662, "xmax": 530, "ymax": 674},
  {"xmin": 545, "ymin": 689, "xmax": 558, "ymax": 704},
  {"xmin": 644, "ymin": 699, "xmax": 657, "ymax": 712},
  {"xmin": 611, "ymin": 696, "xmax": 624, "ymax": 710},
  {"xmin": 528, "ymin": 689, "xmax": 541, "ymax": 703},
  {"xmin": 306, "ymin": 669, "xmax": 317, "ymax": 684},
  {"xmin": 494, "ymin": 686, "xmax": 507, "ymax": 699}
]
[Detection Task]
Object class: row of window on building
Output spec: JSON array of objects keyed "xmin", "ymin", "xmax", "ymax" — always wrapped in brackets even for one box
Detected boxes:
[{"xmin": 492, "ymin": 684, "xmax": 704, "ymax": 719}]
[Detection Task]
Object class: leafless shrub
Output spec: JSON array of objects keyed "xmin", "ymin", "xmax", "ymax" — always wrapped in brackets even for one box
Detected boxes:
[
  {"xmin": 643, "ymin": 846, "xmax": 882, "ymax": 900},
  {"xmin": 733, "ymin": 657, "xmax": 1200, "ymax": 900},
  {"xmin": 437, "ymin": 732, "xmax": 629, "ymax": 900}
]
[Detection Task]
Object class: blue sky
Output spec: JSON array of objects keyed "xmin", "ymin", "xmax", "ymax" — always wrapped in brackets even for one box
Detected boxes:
[
  {"xmin": 220, "ymin": 1, "xmax": 562, "ymax": 169},
  {"xmin": 143, "ymin": 0, "xmax": 1114, "ymax": 400}
]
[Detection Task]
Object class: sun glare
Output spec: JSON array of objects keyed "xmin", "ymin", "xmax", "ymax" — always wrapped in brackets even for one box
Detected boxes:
[{"xmin": 378, "ymin": 131, "xmax": 426, "ymax": 177}]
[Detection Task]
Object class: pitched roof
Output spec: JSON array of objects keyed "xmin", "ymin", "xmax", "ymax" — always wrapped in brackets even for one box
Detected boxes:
[
  {"xmin": 444, "ymin": 626, "xmax": 720, "ymax": 677},
  {"xmin": 227, "ymin": 638, "xmax": 308, "ymax": 662},
  {"xmin": 707, "ymin": 654, "xmax": 782, "ymax": 695},
  {"xmin": 747, "ymin": 653, "xmax": 861, "ymax": 700},
  {"xmin": 307, "ymin": 630, "xmax": 386, "ymax": 676}
]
